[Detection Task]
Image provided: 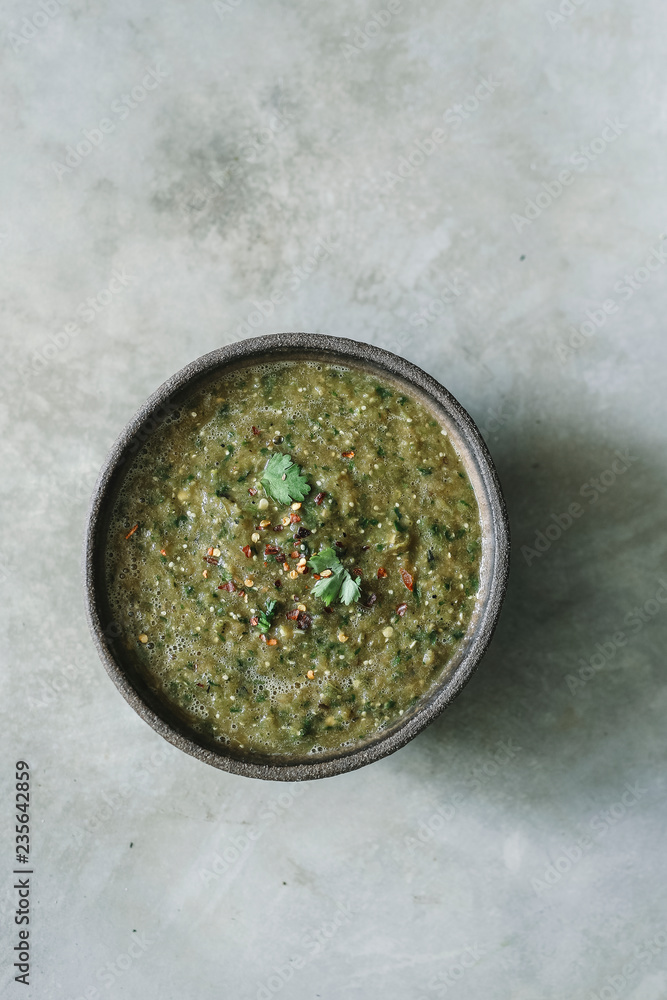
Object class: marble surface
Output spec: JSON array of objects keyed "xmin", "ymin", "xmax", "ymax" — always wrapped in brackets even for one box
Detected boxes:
[{"xmin": 2, "ymin": 1, "xmax": 667, "ymax": 997}]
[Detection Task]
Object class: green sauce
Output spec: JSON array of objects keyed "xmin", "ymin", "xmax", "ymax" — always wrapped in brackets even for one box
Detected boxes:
[{"xmin": 105, "ymin": 361, "xmax": 482, "ymax": 757}]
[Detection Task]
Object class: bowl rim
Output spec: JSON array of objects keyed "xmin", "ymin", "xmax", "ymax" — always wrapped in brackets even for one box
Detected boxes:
[{"xmin": 84, "ymin": 333, "xmax": 510, "ymax": 780}]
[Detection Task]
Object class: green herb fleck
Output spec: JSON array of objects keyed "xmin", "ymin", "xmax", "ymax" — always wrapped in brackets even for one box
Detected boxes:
[{"xmin": 254, "ymin": 599, "xmax": 277, "ymax": 634}]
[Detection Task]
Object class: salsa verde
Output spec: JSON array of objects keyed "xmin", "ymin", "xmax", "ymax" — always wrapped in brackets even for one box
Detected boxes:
[{"xmin": 105, "ymin": 361, "xmax": 482, "ymax": 757}]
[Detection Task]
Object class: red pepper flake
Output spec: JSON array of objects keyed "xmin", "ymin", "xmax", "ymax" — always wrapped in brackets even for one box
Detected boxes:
[
  {"xmin": 274, "ymin": 579, "xmax": 282, "ymax": 588},
  {"xmin": 248, "ymin": 487, "xmax": 258, "ymax": 496},
  {"xmin": 377, "ymin": 567, "xmax": 387, "ymax": 579},
  {"xmin": 273, "ymin": 524, "xmax": 284, "ymax": 532},
  {"xmin": 160, "ymin": 548, "xmax": 167, "ymax": 556},
  {"xmin": 289, "ymin": 511, "xmax": 301, "ymax": 524},
  {"xmin": 204, "ymin": 556, "xmax": 219, "ymax": 564},
  {"xmin": 218, "ymin": 581, "xmax": 236, "ymax": 592},
  {"xmin": 242, "ymin": 545, "xmax": 252, "ymax": 558},
  {"xmin": 400, "ymin": 568, "xmax": 414, "ymax": 591},
  {"xmin": 125, "ymin": 524, "xmax": 138, "ymax": 539},
  {"xmin": 266, "ymin": 638, "xmax": 278, "ymax": 646},
  {"xmin": 361, "ymin": 545, "xmax": 370, "ymax": 552},
  {"xmin": 295, "ymin": 526, "xmax": 311, "ymax": 539},
  {"xmin": 252, "ymin": 426, "xmax": 261, "ymax": 435},
  {"xmin": 341, "ymin": 450, "xmax": 355, "ymax": 458},
  {"xmin": 286, "ymin": 608, "xmax": 300, "ymax": 620},
  {"xmin": 313, "ymin": 573, "xmax": 321, "ymax": 580},
  {"xmin": 352, "ymin": 567, "xmax": 362, "ymax": 578},
  {"xmin": 250, "ymin": 616, "xmax": 259, "ymax": 626},
  {"xmin": 290, "ymin": 550, "xmax": 299, "ymax": 559},
  {"xmin": 315, "ymin": 492, "xmax": 326, "ymax": 505},
  {"xmin": 264, "ymin": 547, "xmax": 286, "ymax": 563},
  {"xmin": 364, "ymin": 593, "xmax": 378, "ymax": 608},
  {"xmin": 396, "ymin": 602, "xmax": 408, "ymax": 617},
  {"xmin": 207, "ymin": 547, "xmax": 214, "ymax": 556}
]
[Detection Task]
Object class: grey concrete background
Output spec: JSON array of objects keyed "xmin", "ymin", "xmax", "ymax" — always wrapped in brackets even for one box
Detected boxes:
[{"xmin": 1, "ymin": 0, "xmax": 666, "ymax": 998}]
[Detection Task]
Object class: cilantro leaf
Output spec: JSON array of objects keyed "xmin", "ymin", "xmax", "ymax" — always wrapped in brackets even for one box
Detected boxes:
[
  {"xmin": 255, "ymin": 599, "xmax": 277, "ymax": 633},
  {"xmin": 260, "ymin": 453, "xmax": 311, "ymax": 505},
  {"xmin": 308, "ymin": 550, "xmax": 361, "ymax": 606},
  {"xmin": 308, "ymin": 547, "xmax": 339, "ymax": 574},
  {"xmin": 339, "ymin": 573, "xmax": 361, "ymax": 606},
  {"xmin": 311, "ymin": 564, "xmax": 346, "ymax": 606}
]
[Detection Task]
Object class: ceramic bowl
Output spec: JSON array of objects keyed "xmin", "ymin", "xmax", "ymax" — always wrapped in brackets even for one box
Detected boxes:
[{"xmin": 84, "ymin": 333, "xmax": 510, "ymax": 780}]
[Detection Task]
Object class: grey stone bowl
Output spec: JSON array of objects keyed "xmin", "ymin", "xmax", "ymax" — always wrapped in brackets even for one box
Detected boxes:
[{"xmin": 84, "ymin": 333, "xmax": 510, "ymax": 780}]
